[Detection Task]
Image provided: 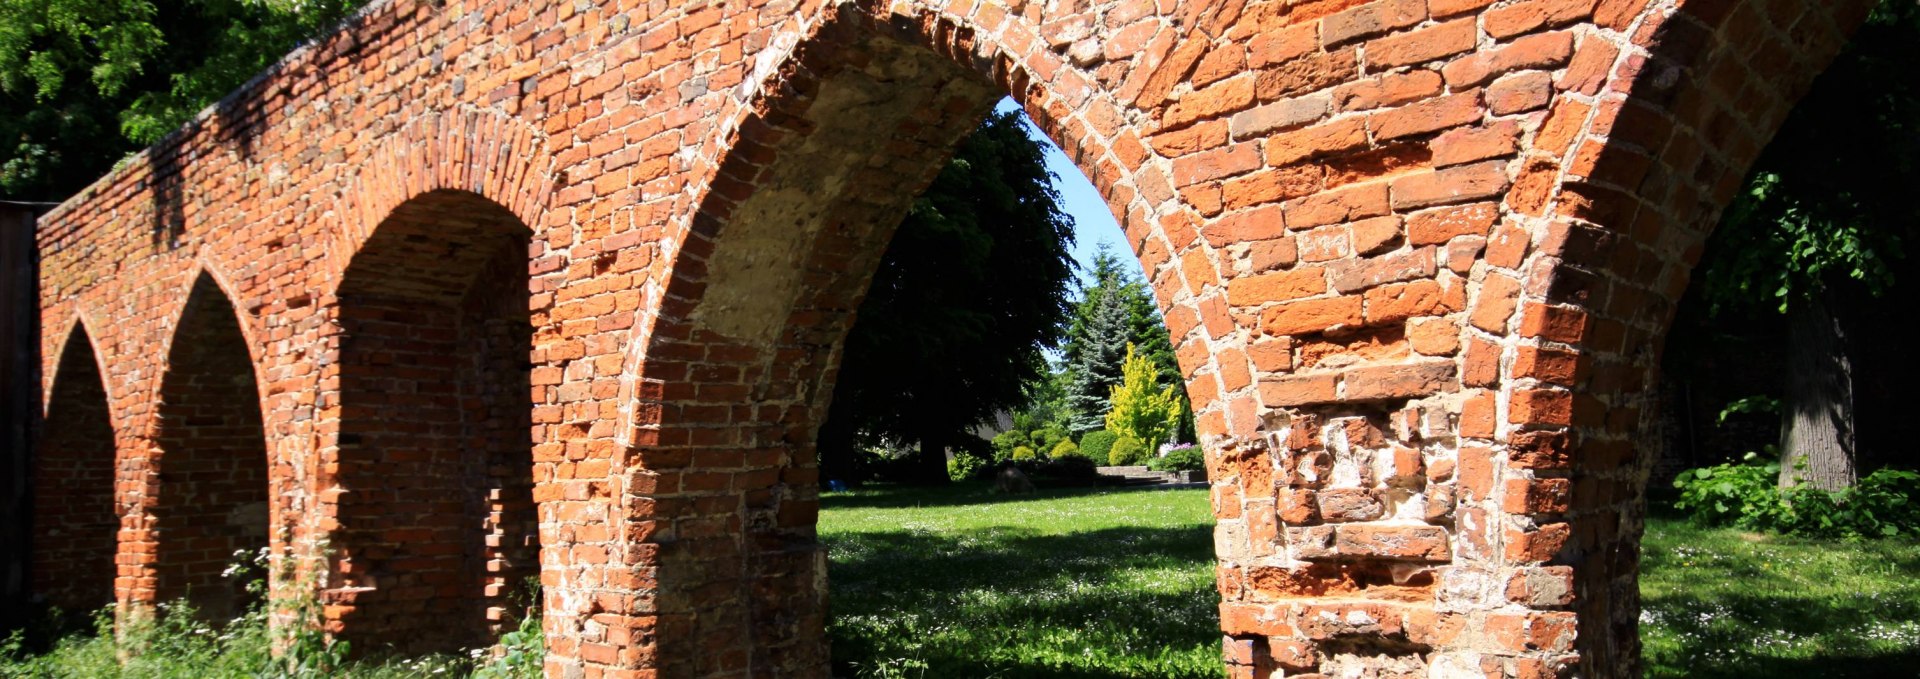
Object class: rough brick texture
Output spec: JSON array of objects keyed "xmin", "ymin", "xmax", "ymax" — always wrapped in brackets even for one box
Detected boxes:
[{"xmin": 26, "ymin": 0, "xmax": 1876, "ymax": 676}]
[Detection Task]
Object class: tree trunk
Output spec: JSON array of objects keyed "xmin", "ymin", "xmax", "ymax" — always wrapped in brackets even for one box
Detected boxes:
[
  {"xmin": 1778, "ymin": 292, "xmax": 1858, "ymax": 491},
  {"xmin": 915, "ymin": 432, "xmax": 952, "ymax": 485}
]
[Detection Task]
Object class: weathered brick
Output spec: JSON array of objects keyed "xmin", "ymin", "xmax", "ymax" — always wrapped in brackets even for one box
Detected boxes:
[{"xmin": 1261, "ymin": 296, "xmax": 1365, "ymax": 336}]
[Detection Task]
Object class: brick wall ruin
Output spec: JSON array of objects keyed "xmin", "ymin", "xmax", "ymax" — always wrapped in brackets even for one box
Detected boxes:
[{"xmin": 25, "ymin": 0, "xmax": 1874, "ymax": 676}]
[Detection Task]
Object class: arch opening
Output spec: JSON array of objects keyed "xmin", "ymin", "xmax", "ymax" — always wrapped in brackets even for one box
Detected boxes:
[
  {"xmin": 152, "ymin": 274, "xmax": 271, "ymax": 621},
  {"xmin": 330, "ymin": 189, "xmax": 535, "ymax": 655},
  {"xmin": 29, "ymin": 324, "xmax": 119, "ymax": 616},
  {"xmin": 628, "ymin": 13, "xmax": 1220, "ymax": 676}
]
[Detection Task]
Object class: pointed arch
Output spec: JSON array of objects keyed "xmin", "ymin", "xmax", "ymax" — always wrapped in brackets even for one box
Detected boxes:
[
  {"xmin": 150, "ymin": 272, "xmax": 272, "ymax": 620},
  {"xmin": 30, "ymin": 322, "xmax": 120, "ymax": 613}
]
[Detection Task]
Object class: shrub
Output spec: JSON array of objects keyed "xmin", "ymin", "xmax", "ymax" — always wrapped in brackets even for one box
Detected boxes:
[
  {"xmin": 990, "ymin": 430, "xmax": 1029, "ymax": 462},
  {"xmin": 1034, "ymin": 424, "xmax": 1071, "ymax": 453},
  {"xmin": 947, "ymin": 454, "xmax": 988, "ymax": 482},
  {"xmin": 1011, "ymin": 445, "xmax": 1037, "ymax": 461},
  {"xmin": 1104, "ymin": 344, "xmax": 1182, "ymax": 451},
  {"xmin": 1674, "ymin": 453, "xmax": 1920, "ymax": 538},
  {"xmin": 1148, "ymin": 443, "xmax": 1204, "ymax": 473},
  {"xmin": 1108, "ymin": 437, "xmax": 1146, "ymax": 466},
  {"xmin": 1049, "ymin": 440, "xmax": 1080, "ymax": 459},
  {"xmin": 1080, "ymin": 430, "xmax": 1118, "ymax": 463},
  {"xmin": 1037, "ymin": 454, "xmax": 1098, "ymax": 481}
]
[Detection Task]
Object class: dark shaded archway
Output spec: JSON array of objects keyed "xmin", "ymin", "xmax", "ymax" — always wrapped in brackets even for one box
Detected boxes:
[
  {"xmin": 328, "ymin": 189, "xmax": 535, "ymax": 655},
  {"xmin": 29, "ymin": 324, "xmax": 119, "ymax": 615},
  {"xmin": 151, "ymin": 274, "xmax": 271, "ymax": 620}
]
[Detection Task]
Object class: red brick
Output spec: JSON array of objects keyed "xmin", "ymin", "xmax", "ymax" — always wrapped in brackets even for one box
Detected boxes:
[
  {"xmin": 1229, "ymin": 267, "xmax": 1329, "ymax": 306},
  {"xmin": 1366, "ymin": 18, "xmax": 1479, "ymax": 69},
  {"xmin": 1351, "ymin": 215, "xmax": 1403, "ymax": 255},
  {"xmin": 1321, "ymin": 0, "xmax": 1428, "ymax": 46},
  {"xmin": 1260, "ymin": 296, "xmax": 1365, "ymax": 336},
  {"xmin": 1407, "ymin": 202, "xmax": 1499, "ymax": 245},
  {"xmin": 1261, "ymin": 374, "xmax": 1341, "ymax": 406},
  {"xmin": 1487, "ymin": 71, "xmax": 1554, "ymax": 114},
  {"xmin": 1334, "ymin": 70, "xmax": 1445, "ymax": 112},
  {"xmin": 1394, "ymin": 161, "xmax": 1512, "ymax": 211},
  {"xmin": 1441, "ymin": 31, "xmax": 1576, "ymax": 88},
  {"xmin": 1334, "ymin": 524, "xmax": 1451, "ymax": 561},
  {"xmin": 1284, "ymin": 181, "xmax": 1391, "ymax": 229},
  {"xmin": 1363, "ymin": 279, "xmax": 1445, "ymax": 324},
  {"xmin": 1431, "ymin": 120, "xmax": 1524, "ymax": 167},
  {"xmin": 1266, "ymin": 118, "xmax": 1370, "ymax": 166},
  {"xmin": 1485, "ymin": 0, "xmax": 1599, "ymax": 39},
  {"xmin": 1370, "ymin": 91, "xmax": 1485, "ymax": 140},
  {"xmin": 1343, "ymin": 360, "xmax": 1457, "ymax": 401}
]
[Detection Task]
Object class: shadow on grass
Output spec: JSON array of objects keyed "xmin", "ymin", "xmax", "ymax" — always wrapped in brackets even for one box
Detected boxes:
[
  {"xmin": 826, "ymin": 524, "xmax": 1219, "ymax": 679},
  {"xmin": 1643, "ymin": 590, "xmax": 1920, "ymax": 679}
]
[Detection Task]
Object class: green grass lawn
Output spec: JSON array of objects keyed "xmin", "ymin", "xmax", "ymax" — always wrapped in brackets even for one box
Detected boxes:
[
  {"xmin": 1637, "ymin": 506, "xmax": 1920, "ymax": 677},
  {"xmin": 822, "ymin": 483, "xmax": 1221, "ymax": 678},
  {"xmin": 821, "ymin": 483, "xmax": 1920, "ymax": 678}
]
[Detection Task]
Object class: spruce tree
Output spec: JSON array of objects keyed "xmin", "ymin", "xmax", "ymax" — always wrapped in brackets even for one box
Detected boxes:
[
  {"xmin": 1062, "ymin": 282, "xmax": 1132, "ymax": 434},
  {"xmin": 1060, "ymin": 245, "xmax": 1188, "ymax": 436}
]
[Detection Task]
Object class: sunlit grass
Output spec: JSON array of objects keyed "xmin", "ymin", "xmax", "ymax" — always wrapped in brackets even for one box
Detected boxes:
[
  {"xmin": 1639, "ymin": 507, "xmax": 1920, "ymax": 677},
  {"xmin": 821, "ymin": 483, "xmax": 1219, "ymax": 678},
  {"xmin": 822, "ymin": 484, "xmax": 1920, "ymax": 678}
]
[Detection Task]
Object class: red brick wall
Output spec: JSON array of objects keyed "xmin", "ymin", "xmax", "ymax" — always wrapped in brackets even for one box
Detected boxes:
[
  {"xmin": 29, "ymin": 0, "xmax": 1877, "ymax": 676},
  {"xmin": 30, "ymin": 326, "xmax": 118, "ymax": 613}
]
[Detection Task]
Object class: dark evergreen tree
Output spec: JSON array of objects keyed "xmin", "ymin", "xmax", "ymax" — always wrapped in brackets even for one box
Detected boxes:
[
  {"xmin": 817, "ymin": 108, "xmax": 1077, "ymax": 485},
  {"xmin": 1061, "ymin": 276, "xmax": 1132, "ymax": 434}
]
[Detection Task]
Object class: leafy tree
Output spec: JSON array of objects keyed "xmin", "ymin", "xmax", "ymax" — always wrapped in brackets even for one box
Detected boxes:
[
  {"xmin": 1, "ymin": 0, "xmax": 364, "ymax": 200},
  {"xmin": 1692, "ymin": 1, "xmax": 1920, "ymax": 491},
  {"xmin": 1104, "ymin": 343, "xmax": 1182, "ymax": 455},
  {"xmin": 817, "ymin": 108, "xmax": 1077, "ymax": 485}
]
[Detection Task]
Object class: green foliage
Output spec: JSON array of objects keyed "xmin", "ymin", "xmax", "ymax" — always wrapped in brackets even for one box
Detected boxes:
[
  {"xmin": 1078, "ymin": 429, "xmax": 1118, "ymax": 464},
  {"xmin": 0, "ymin": 0, "xmax": 368, "ymax": 199},
  {"xmin": 1060, "ymin": 246, "xmax": 1184, "ymax": 435},
  {"xmin": 472, "ymin": 579, "xmax": 544, "ymax": 679},
  {"xmin": 1148, "ymin": 444, "xmax": 1204, "ymax": 473},
  {"xmin": 946, "ymin": 453, "xmax": 987, "ymax": 482},
  {"xmin": 1716, "ymin": 395, "xmax": 1781, "ymax": 425},
  {"xmin": 1107, "ymin": 436, "xmax": 1146, "ymax": 466},
  {"xmin": 1048, "ymin": 439, "xmax": 1080, "ymax": 460},
  {"xmin": 0, "ymin": 546, "xmax": 488, "ymax": 678},
  {"xmin": 1011, "ymin": 445, "xmax": 1036, "ymax": 462},
  {"xmin": 1103, "ymin": 344, "xmax": 1182, "ymax": 453},
  {"xmin": 1674, "ymin": 453, "xmax": 1920, "ymax": 538},
  {"xmin": 1697, "ymin": 1, "xmax": 1920, "ymax": 316},
  {"xmin": 817, "ymin": 106, "xmax": 1077, "ymax": 482},
  {"xmin": 989, "ymin": 430, "xmax": 1029, "ymax": 462}
]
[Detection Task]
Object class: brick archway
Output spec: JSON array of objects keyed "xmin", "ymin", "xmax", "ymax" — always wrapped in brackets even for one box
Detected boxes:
[
  {"xmin": 148, "ymin": 272, "xmax": 273, "ymax": 620},
  {"xmin": 24, "ymin": 0, "xmax": 1888, "ymax": 675},
  {"xmin": 29, "ymin": 323, "xmax": 119, "ymax": 615},
  {"xmin": 322, "ymin": 188, "xmax": 538, "ymax": 654}
]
